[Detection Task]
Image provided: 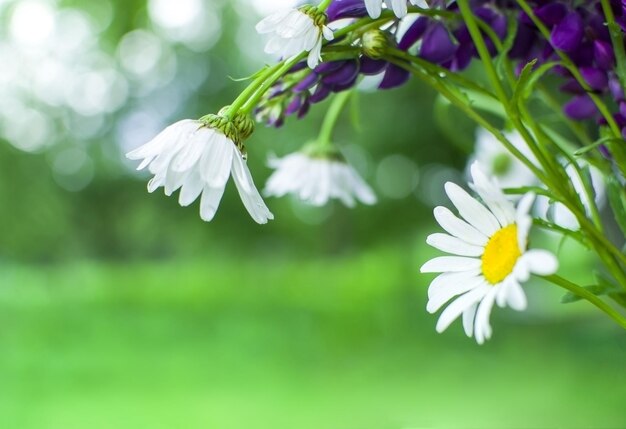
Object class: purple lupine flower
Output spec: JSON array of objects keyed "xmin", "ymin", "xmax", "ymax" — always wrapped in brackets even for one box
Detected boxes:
[
  {"xmin": 327, "ymin": 0, "xmax": 368, "ymax": 21},
  {"xmin": 420, "ymin": 22, "xmax": 458, "ymax": 64},
  {"xmin": 564, "ymin": 95, "xmax": 598, "ymax": 120},
  {"xmin": 379, "ymin": 63, "xmax": 410, "ymax": 89},
  {"xmin": 551, "ymin": 12, "xmax": 584, "ymax": 52}
]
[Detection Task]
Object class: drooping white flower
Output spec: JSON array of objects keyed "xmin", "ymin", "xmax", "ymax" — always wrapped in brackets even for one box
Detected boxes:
[
  {"xmin": 420, "ymin": 163, "xmax": 558, "ymax": 344},
  {"xmin": 264, "ymin": 151, "xmax": 377, "ymax": 207},
  {"xmin": 535, "ymin": 161, "xmax": 605, "ymax": 230},
  {"xmin": 256, "ymin": 7, "xmax": 334, "ymax": 69},
  {"xmin": 469, "ymin": 127, "xmax": 538, "ymax": 191},
  {"xmin": 365, "ymin": 0, "xmax": 428, "ymax": 19},
  {"xmin": 126, "ymin": 119, "xmax": 273, "ymax": 224}
]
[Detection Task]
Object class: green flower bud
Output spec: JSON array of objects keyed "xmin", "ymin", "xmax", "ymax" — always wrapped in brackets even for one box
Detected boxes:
[{"xmin": 362, "ymin": 29, "xmax": 390, "ymax": 60}]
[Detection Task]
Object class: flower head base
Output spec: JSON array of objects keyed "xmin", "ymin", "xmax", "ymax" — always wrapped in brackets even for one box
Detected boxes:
[
  {"xmin": 256, "ymin": 6, "xmax": 334, "ymax": 69},
  {"xmin": 127, "ymin": 117, "xmax": 273, "ymax": 224},
  {"xmin": 264, "ymin": 146, "xmax": 377, "ymax": 208},
  {"xmin": 420, "ymin": 163, "xmax": 558, "ymax": 344}
]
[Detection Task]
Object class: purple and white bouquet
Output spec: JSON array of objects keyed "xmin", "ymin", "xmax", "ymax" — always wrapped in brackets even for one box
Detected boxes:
[{"xmin": 128, "ymin": 0, "xmax": 626, "ymax": 343}]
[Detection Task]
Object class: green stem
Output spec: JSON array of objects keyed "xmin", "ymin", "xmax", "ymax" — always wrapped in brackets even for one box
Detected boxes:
[
  {"xmin": 384, "ymin": 56, "xmax": 549, "ymax": 184},
  {"xmin": 317, "ymin": 90, "xmax": 353, "ymax": 145},
  {"xmin": 545, "ymin": 275, "xmax": 626, "ymax": 329},
  {"xmin": 224, "ymin": 64, "xmax": 282, "ymax": 118},
  {"xmin": 239, "ymin": 53, "xmax": 307, "ymax": 115},
  {"xmin": 317, "ymin": 0, "xmax": 333, "ymax": 11},
  {"xmin": 457, "ymin": 0, "xmax": 509, "ymax": 103},
  {"xmin": 599, "ymin": 0, "xmax": 626, "ymax": 94}
]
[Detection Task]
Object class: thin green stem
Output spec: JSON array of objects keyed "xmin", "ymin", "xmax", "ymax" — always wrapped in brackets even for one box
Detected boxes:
[
  {"xmin": 545, "ymin": 275, "xmax": 626, "ymax": 329},
  {"xmin": 239, "ymin": 53, "xmax": 307, "ymax": 115},
  {"xmin": 224, "ymin": 64, "xmax": 282, "ymax": 118},
  {"xmin": 316, "ymin": 90, "xmax": 353, "ymax": 146},
  {"xmin": 384, "ymin": 56, "xmax": 549, "ymax": 184},
  {"xmin": 317, "ymin": 0, "xmax": 333, "ymax": 11},
  {"xmin": 457, "ymin": 0, "xmax": 509, "ymax": 103},
  {"xmin": 600, "ymin": 0, "xmax": 626, "ymax": 93}
]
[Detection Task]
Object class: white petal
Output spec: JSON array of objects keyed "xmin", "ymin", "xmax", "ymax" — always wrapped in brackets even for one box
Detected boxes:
[
  {"xmin": 520, "ymin": 249, "xmax": 559, "ymax": 276},
  {"xmin": 463, "ymin": 303, "xmax": 478, "ymax": 337},
  {"xmin": 231, "ymin": 152, "xmax": 274, "ymax": 224},
  {"xmin": 433, "ymin": 206, "xmax": 489, "ymax": 246},
  {"xmin": 199, "ymin": 185, "xmax": 226, "ymax": 222},
  {"xmin": 436, "ymin": 285, "xmax": 490, "ymax": 333},
  {"xmin": 420, "ymin": 256, "xmax": 481, "ymax": 273},
  {"xmin": 469, "ymin": 162, "xmax": 516, "ymax": 227},
  {"xmin": 178, "ymin": 171, "xmax": 204, "ymax": 207},
  {"xmin": 199, "ymin": 133, "xmax": 234, "ymax": 188},
  {"xmin": 427, "ymin": 269, "xmax": 482, "ymax": 299},
  {"xmin": 505, "ymin": 279, "xmax": 527, "ymax": 311},
  {"xmin": 364, "ymin": 0, "xmax": 382, "ymax": 18},
  {"xmin": 445, "ymin": 182, "xmax": 501, "ymax": 236},
  {"xmin": 427, "ymin": 275, "xmax": 486, "ymax": 313},
  {"xmin": 426, "ymin": 233, "xmax": 484, "ymax": 257},
  {"xmin": 474, "ymin": 286, "xmax": 498, "ymax": 345},
  {"xmin": 387, "ymin": 0, "xmax": 408, "ymax": 17}
]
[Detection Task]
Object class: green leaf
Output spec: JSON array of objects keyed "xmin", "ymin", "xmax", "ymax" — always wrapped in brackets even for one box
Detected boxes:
[
  {"xmin": 562, "ymin": 285, "xmax": 609, "ymax": 303},
  {"xmin": 510, "ymin": 59, "xmax": 538, "ymax": 110},
  {"xmin": 563, "ymin": 271, "xmax": 624, "ymax": 304},
  {"xmin": 464, "ymin": 90, "xmax": 507, "ymax": 118},
  {"xmin": 607, "ymin": 176, "xmax": 626, "ymax": 237},
  {"xmin": 573, "ymin": 137, "xmax": 624, "ymax": 156}
]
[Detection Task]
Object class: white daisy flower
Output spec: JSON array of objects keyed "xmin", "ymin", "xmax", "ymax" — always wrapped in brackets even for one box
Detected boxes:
[
  {"xmin": 126, "ymin": 119, "xmax": 274, "ymax": 224},
  {"xmin": 264, "ymin": 151, "xmax": 377, "ymax": 207},
  {"xmin": 535, "ymin": 161, "xmax": 605, "ymax": 230},
  {"xmin": 256, "ymin": 7, "xmax": 334, "ymax": 69},
  {"xmin": 365, "ymin": 0, "xmax": 428, "ymax": 19},
  {"xmin": 420, "ymin": 163, "xmax": 558, "ymax": 344},
  {"xmin": 469, "ymin": 127, "xmax": 538, "ymax": 191}
]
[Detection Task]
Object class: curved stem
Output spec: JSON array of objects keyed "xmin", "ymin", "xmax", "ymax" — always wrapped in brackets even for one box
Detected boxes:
[
  {"xmin": 545, "ymin": 275, "xmax": 626, "ymax": 329},
  {"xmin": 317, "ymin": 90, "xmax": 353, "ymax": 146},
  {"xmin": 239, "ymin": 53, "xmax": 307, "ymax": 115},
  {"xmin": 224, "ymin": 64, "xmax": 282, "ymax": 118}
]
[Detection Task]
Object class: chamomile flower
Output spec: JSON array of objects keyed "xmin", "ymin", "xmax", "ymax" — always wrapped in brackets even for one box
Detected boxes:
[
  {"xmin": 365, "ymin": 0, "xmax": 428, "ymax": 19},
  {"xmin": 469, "ymin": 127, "xmax": 538, "ymax": 191},
  {"xmin": 126, "ymin": 118, "xmax": 273, "ymax": 224},
  {"xmin": 256, "ymin": 6, "xmax": 334, "ymax": 69},
  {"xmin": 420, "ymin": 163, "xmax": 558, "ymax": 344},
  {"xmin": 264, "ymin": 150, "xmax": 377, "ymax": 207}
]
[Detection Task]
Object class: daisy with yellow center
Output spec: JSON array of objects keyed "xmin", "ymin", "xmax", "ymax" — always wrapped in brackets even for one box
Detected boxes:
[{"xmin": 420, "ymin": 163, "xmax": 559, "ymax": 344}]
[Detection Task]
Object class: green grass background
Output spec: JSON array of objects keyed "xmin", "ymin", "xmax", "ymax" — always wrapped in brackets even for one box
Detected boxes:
[{"xmin": 1, "ymin": 241, "xmax": 624, "ymax": 429}]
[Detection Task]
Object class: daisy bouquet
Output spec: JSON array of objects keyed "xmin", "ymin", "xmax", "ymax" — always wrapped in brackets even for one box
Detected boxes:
[{"xmin": 128, "ymin": 0, "xmax": 626, "ymax": 343}]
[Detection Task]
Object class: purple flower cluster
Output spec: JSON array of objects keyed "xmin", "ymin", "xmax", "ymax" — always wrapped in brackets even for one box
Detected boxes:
[{"xmin": 257, "ymin": 0, "xmax": 626, "ymax": 137}]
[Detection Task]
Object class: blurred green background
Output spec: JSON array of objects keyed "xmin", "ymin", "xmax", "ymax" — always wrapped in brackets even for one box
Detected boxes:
[{"xmin": 0, "ymin": 0, "xmax": 625, "ymax": 428}]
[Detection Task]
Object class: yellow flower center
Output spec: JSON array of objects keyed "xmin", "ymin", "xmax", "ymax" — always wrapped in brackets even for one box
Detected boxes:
[{"xmin": 481, "ymin": 224, "xmax": 521, "ymax": 285}]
